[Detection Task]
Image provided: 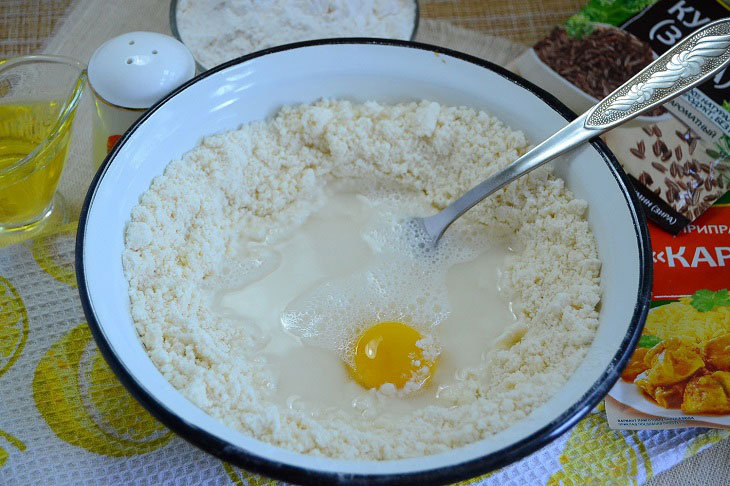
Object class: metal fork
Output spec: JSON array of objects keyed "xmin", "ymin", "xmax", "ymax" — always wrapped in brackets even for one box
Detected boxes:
[{"xmin": 413, "ymin": 18, "xmax": 730, "ymax": 247}]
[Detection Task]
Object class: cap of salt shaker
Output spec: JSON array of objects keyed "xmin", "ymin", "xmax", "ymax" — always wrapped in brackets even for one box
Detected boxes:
[
  {"xmin": 88, "ymin": 31, "xmax": 195, "ymax": 108},
  {"xmin": 88, "ymin": 32, "xmax": 195, "ymax": 166}
]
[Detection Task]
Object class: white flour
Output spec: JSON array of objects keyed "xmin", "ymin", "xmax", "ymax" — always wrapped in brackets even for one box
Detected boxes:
[
  {"xmin": 123, "ymin": 100, "xmax": 602, "ymax": 460},
  {"xmin": 176, "ymin": 0, "xmax": 417, "ymax": 68}
]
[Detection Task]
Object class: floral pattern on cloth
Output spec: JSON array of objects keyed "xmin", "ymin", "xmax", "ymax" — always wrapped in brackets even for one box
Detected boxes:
[{"xmin": 0, "ymin": 222, "xmax": 727, "ymax": 485}]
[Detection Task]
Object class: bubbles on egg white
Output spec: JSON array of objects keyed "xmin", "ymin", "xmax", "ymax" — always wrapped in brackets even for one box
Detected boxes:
[
  {"xmin": 208, "ymin": 314, "xmax": 271, "ymax": 352},
  {"xmin": 206, "ymin": 244, "xmax": 282, "ymax": 291},
  {"xmin": 280, "ymin": 188, "xmax": 493, "ymax": 365}
]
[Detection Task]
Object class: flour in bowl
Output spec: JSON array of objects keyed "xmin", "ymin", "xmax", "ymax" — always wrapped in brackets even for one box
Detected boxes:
[
  {"xmin": 176, "ymin": 0, "xmax": 417, "ymax": 68},
  {"xmin": 123, "ymin": 100, "xmax": 602, "ymax": 460}
]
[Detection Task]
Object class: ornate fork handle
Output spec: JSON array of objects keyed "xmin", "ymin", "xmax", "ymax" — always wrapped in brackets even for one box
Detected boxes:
[{"xmin": 586, "ymin": 18, "xmax": 730, "ymax": 129}]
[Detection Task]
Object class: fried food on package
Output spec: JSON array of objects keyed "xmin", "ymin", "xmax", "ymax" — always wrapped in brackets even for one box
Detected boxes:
[
  {"xmin": 637, "ymin": 338, "xmax": 704, "ymax": 387},
  {"xmin": 713, "ymin": 371, "xmax": 730, "ymax": 390},
  {"xmin": 634, "ymin": 338, "xmax": 704, "ymax": 407},
  {"xmin": 639, "ymin": 381, "xmax": 686, "ymax": 409},
  {"xmin": 704, "ymin": 334, "xmax": 730, "ymax": 370},
  {"xmin": 621, "ymin": 347, "xmax": 650, "ymax": 382},
  {"xmin": 681, "ymin": 371, "xmax": 730, "ymax": 414},
  {"xmin": 654, "ymin": 384, "xmax": 686, "ymax": 409}
]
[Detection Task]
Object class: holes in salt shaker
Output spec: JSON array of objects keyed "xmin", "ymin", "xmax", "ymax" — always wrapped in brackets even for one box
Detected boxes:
[
  {"xmin": 126, "ymin": 58, "xmax": 133, "ymax": 64},
  {"xmin": 129, "ymin": 40, "xmax": 135, "ymax": 45},
  {"xmin": 152, "ymin": 50, "xmax": 158, "ymax": 55}
]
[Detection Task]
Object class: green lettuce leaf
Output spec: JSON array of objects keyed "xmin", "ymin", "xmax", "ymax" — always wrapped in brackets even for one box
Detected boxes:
[
  {"xmin": 691, "ymin": 289, "xmax": 730, "ymax": 312},
  {"xmin": 580, "ymin": 0, "xmax": 659, "ymax": 27},
  {"xmin": 638, "ymin": 335, "xmax": 662, "ymax": 349}
]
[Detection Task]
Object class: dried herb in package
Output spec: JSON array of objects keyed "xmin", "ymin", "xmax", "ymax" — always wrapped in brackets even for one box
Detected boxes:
[{"xmin": 511, "ymin": 0, "xmax": 730, "ymax": 234}]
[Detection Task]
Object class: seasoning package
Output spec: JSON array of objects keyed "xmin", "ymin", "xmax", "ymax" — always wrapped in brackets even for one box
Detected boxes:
[
  {"xmin": 604, "ymin": 192, "xmax": 730, "ymax": 430},
  {"xmin": 510, "ymin": 0, "xmax": 730, "ymax": 429},
  {"xmin": 510, "ymin": 0, "xmax": 730, "ymax": 234}
]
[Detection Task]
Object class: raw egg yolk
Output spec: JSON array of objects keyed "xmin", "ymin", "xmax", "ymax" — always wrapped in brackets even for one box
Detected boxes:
[{"xmin": 350, "ymin": 321, "xmax": 436, "ymax": 390}]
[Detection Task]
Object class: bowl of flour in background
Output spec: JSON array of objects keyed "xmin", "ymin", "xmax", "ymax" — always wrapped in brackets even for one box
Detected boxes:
[
  {"xmin": 170, "ymin": 0, "xmax": 420, "ymax": 71},
  {"xmin": 77, "ymin": 39, "xmax": 652, "ymax": 485}
]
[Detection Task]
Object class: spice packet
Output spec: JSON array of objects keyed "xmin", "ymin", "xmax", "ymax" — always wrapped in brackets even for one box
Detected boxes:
[
  {"xmin": 509, "ymin": 0, "xmax": 730, "ymax": 234},
  {"xmin": 604, "ymin": 192, "xmax": 730, "ymax": 430}
]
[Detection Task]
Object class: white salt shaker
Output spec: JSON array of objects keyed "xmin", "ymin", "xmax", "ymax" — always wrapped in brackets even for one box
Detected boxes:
[{"xmin": 88, "ymin": 32, "xmax": 195, "ymax": 167}]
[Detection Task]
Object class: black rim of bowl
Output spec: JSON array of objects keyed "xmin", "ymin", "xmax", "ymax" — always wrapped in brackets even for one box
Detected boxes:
[
  {"xmin": 168, "ymin": 0, "xmax": 421, "ymax": 72},
  {"xmin": 76, "ymin": 38, "xmax": 652, "ymax": 486}
]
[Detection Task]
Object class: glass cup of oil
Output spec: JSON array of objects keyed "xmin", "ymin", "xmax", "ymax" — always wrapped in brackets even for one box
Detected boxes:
[{"xmin": 0, "ymin": 55, "xmax": 86, "ymax": 244}]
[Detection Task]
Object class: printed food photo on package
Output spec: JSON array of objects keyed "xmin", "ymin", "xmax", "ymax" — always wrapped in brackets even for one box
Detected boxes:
[
  {"xmin": 510, "ymin": 0, "xmax": 730, "ymax": 430},
  {"xmin": 605, "ymin": 193, "xmax": 730, "ymax": 430}
]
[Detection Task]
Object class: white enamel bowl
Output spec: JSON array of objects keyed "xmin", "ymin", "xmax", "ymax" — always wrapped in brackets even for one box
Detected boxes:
[
  {"xmin": 169, "ymin": 0, "xmax": 421, "ymax": 72},
  {"xmin": 77, "ymin": 40, "xmax": 652, "ymax": 485}
]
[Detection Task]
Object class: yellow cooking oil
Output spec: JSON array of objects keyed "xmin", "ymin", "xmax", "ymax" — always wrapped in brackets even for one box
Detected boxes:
[{"xmin": 0, "ymin": 100, "xmax": 75, "ymax": 230}]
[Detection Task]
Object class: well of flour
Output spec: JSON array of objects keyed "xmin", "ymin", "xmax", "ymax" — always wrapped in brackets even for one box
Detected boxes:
[
  {"xmin": 123, "ymin": 99, "xmax": 602, "ymax": 460},
  {"xmin": 176, "ymin": 0, "xmax": 417, "ymax": 68},
  {"xmin": 211, "ymin": 182, "xmax": 513, "ymax": 416}
]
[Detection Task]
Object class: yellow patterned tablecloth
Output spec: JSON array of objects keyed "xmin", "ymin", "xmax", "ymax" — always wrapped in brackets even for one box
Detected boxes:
[
  {"xmin": 1, "ymin": 1, "xmax": 729, "ymax": 485},
  {"xmin": 2, "ymin": 223, "xmax": 729, "ymax": 484}
]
